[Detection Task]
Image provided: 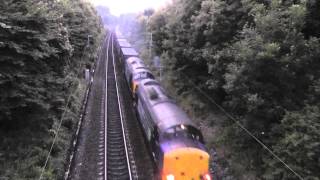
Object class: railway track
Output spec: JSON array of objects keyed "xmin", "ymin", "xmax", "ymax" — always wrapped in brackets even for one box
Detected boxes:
[
  {"xmin": 68, "ymin": 32, "xmax": 153, "ymax": 180},
  {"xmin": 104, "ymin": 34, "xmax": 133, "ymax": 180}
]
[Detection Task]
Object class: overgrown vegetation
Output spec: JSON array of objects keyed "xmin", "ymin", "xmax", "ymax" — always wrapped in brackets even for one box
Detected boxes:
[
  {"xmin": 139, "ymin": 0, "xmax": 320, "ymax": 179},
  {"xmin": 0, "ymin": 0, "xmax": 104, "ymax": 179}
]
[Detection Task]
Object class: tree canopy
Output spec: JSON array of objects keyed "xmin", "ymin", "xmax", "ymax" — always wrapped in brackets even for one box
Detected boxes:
[
  {"xmin": 148, "ymin": 0, "xmax": 320, "ymax": 179},
  {"xmin": 0, "ymin": 0, "xmax": 104, "ymax": 179}
]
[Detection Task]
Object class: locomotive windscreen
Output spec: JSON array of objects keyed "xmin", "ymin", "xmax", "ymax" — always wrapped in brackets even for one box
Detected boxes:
[{"xmin": 161, "ymin": 125, "xmax": 204, "ymax": 143}]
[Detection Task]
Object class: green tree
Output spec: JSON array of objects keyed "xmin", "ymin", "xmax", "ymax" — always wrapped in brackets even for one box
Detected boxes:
[
  {"xmin": 304, "ymin": 0, "xmax": 320, "ymax": 38},
  {"xmin": 0, "ymin": 0, "xmax": 104, "ymax": 178},
  {"xmin": 264, "ymin": 106, "xmax": 320, "ymax": 180},
  {"xmin": 148, "ymin": 0, "xmax": 320, "ymax": 178}
]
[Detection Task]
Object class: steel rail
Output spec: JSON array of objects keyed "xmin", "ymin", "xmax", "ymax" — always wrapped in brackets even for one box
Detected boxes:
[
  {"xmin": 110, "ymin": 34, "xmax": 133, "ymax": 180},
  {"xmin": 105, "ymin": 33, "xmax": 132, "ymax": 180},
  {"xmin": 104, "ymin": 32, "xmax": 112, "ymax": 180}
]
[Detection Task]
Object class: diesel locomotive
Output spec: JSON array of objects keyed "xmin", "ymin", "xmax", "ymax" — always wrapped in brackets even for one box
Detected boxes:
[
  {"xmin": 114, "ymin": 35, "xmax": 211, "ymax": 180},
  {"xmin": 124, "ymin": 57, "xmax": 154, "ymax": 95}
]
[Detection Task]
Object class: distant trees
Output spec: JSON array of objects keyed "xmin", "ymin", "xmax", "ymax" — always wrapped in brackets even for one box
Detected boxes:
[
  {"xmin": 0, "ymin": 0, "xmax": 103, "ymax": 179},
  {"xmin": 96, "ymin": 6, "xmax": 118, "ymax": 27},
  {"xmin": 144, "ymin": 8, "xmax": 155, "ymax": 17},
  {"xmin": 149, "ymin": 0, "xmax": 320, "ymax": 179}
]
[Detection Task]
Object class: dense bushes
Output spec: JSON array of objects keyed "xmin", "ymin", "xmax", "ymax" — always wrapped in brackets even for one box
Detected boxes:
[
  {"xmin": 0, "ymin": 0, "xmax": 103, "ymax": 179},
  {"xmin": 149, "ymin": 0, "xmax": 320, "ymax": 179}
]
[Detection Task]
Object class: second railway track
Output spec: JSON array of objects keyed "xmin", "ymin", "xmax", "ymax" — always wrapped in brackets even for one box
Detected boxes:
[
  {"xmin": 104, "ymin": 34, "xmax": 133, "ymax": 180},
  {"xmin": 68, "ymin": 32, "xmax": 153, "ymax": 180}
]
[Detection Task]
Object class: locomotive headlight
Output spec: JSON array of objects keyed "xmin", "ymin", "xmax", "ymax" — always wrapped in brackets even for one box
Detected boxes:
[
  {"xmin": 166, "ymin": 174, "xmax": 175, "ymax": 180},
  {"xmin": 202, "ymin": 173, "xmax": 211, "ymax": 180}
]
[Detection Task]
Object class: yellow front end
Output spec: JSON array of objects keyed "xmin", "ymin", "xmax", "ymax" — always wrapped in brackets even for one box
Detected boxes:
[
  {"xmin": 132, "ymin": 80, "xmax": 138, "ymax": 93},
  {"xmin": 162, "ymin": 148, "xmax": 211, "ymax": 180}
]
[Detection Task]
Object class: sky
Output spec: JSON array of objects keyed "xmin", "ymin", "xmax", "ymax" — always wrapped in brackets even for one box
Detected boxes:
[{"xmin": 88, "ymin": 0, "xmax": 172, "ymax": 16}]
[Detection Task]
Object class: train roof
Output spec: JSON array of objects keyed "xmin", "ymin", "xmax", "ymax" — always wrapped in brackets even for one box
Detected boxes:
[
  {"xmin": 130, "ymin": 61, "xmax": 145, "ymax": 68},
  {"xmin": 153, "ymin": 102, "xmax": 195, "ymax": 131},
  {"xmin": 121, "ymin": 48, "xmax": 139, "ymax": 57},
  {"xmin": 132, "ymin": 67, "xmax": 152, "ymax": 75},
  {"xmin": 129, "ymin": 59, "xmax": 145, "ymax": 67},
  {"xmin": 127, "ymin": 61, "xmax": 152, "ymax": 76},
  {"xmin": 117, "ymin": 38, "xmax": 127, "ymax": 42},
  {"xmin": 137, "ymin": 79, "xmax": 195, "ymax": 132},
  {"xmin": 115, "ymin": 31, "xmax": 124, "ymax": 38},
  {"xmin": 126, "ymin": 57, "xmax": 144, "ymax": 64},
  {"xmin": 126, "ymin": 58, "xmax": 145, "ymax": 70},
  {"xmin": 118, "ymin": 41, "xmax": 132, "ymax": 48}
]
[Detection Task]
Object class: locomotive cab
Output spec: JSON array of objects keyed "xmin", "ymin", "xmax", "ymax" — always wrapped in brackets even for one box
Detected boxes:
[
  {"xmin": 159, "ymin": 125, "xmax": 210, "ymax": 180},
  {"xmin": 131, "ymin": 70, "xmax": 154, "ymax": 93},
  {"xmin": 125, "ymin": 57, "xmax": 154, "ymax": 95},
  {"xmin": 135, "ymin": 79, "xmax": 211, "ymax": 180}
]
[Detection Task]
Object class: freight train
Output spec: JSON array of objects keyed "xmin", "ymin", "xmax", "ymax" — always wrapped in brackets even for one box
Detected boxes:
[{"xmin": 114, "ymin": 34, "xmax": 211, "ymax": 180}]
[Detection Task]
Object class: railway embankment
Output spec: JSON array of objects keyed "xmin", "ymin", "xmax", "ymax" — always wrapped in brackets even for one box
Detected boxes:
[{"xmin": 0, "ymin": 1, "xmax": 103, "ymax": 179}]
